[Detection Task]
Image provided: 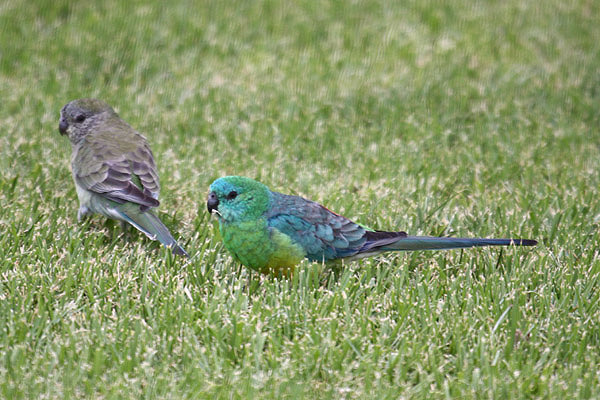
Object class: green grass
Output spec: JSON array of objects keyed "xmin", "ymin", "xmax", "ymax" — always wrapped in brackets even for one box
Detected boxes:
[{"xmin": 1, "ymin": 0, "xmax": 599, "ymax": 398}]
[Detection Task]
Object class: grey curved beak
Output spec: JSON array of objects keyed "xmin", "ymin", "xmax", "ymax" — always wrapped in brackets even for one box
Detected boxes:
[
  {"xmin": 59, "ymin": 119, "xmax": 68, "ymax": 135},
  {"xmin": 207, "ymin": 191, "xmax": 219, "ymax": 213}
]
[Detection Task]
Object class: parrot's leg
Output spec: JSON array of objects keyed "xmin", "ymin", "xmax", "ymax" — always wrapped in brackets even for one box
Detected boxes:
[
  {"xmin": 120, "ymin": 220, "xmax": 133, "ymax": 242},
  {"xmin": 77, "ymin": 205, "xmax": 91, "ymax": 222}
]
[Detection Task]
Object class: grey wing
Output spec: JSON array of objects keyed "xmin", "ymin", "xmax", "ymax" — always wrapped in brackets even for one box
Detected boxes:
[{"xmin": 73, "ymin": 134, "xmax": 160, "ymax": 209}]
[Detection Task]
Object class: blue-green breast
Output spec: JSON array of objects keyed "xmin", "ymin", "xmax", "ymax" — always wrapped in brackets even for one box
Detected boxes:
[{"xmin": 219, "ymin": 217, "xmax": 306, "ymax": 275}]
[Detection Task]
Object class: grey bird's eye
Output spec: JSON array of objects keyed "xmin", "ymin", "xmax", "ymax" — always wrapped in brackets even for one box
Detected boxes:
[
  {"xmin": 226, "ymin": 191, "xmax": 238, "ymax": 200},
  {"xmin": 75, "ymin": 114, "xmax": 86, "ymax": 123}
]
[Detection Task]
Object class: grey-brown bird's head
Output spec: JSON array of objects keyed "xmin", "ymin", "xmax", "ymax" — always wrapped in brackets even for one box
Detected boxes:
[{"xmin": 59, "ymin": 98, "xmax": 118, "ymax": 143}]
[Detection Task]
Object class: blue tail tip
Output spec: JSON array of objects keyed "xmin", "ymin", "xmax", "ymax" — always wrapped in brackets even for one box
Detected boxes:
[
  {"xmin": 516, "ymin": 239, "xmax": 537, "ymax": 246},
  {"xmin": 169, "ymin": 243, "xmax": 189, "ymax": 257}
]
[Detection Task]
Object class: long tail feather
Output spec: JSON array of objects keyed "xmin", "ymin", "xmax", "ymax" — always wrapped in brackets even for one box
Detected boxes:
[
  {"xmin": 117, "ymin": 209, "xmax": 188, "ymax": 257},
  {"xmin": 382, "ymin": 235, "xmax": 537, "ymax": 251}
]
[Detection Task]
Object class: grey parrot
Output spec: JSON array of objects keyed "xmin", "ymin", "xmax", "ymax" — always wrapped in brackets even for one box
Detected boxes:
[{"xmin": 58, "ymin": 98, "xmax": 187, "ymax": 256}]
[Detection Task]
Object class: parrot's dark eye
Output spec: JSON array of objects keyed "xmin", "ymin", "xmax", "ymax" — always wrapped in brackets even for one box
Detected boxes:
[
  {"xmin": 74, "ymin": 114, "xmax": 86, "ymax": 123},
  {"xmin": 226, "ymin": 191, "xmax": 238, "ymax": 200}
]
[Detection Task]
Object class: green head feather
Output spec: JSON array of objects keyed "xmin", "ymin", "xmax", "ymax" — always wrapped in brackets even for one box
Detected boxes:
[{"xmin": 208, "ymin": 176, "xmax": 271, "ymax": 223}]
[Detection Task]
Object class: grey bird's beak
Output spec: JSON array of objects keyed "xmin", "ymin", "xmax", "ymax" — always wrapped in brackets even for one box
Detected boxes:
[
  {"xmin": 207, "ymin": 191, "xmax": 219, "ymax": 213},
  {"xmin": 58, "ymin": 118, "xmax": 68, "ymax": 135}
]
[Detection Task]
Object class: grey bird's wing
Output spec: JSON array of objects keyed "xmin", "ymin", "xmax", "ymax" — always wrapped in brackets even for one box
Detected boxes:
[{"xmin": 72, "ymin": 127, "xmax": 160, "ymax": 209}]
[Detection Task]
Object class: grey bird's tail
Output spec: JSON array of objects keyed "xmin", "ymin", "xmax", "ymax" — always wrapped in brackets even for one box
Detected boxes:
[
  {"xmin": 357, "ymin": 230, "xmax": 536, "ymax": 257},
  {"xmin": 118, "ymin": 208, "xmax": 188, "ymax": 257}
]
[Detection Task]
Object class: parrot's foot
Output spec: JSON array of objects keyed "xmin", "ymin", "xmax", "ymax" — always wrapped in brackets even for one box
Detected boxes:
[
  {"xmin": 120, "ymin": 221, "xmax": 134, "ymax": 241},
  {"xmin": 77, "ymin": 206, "xmax": 91, "ymax": 222}
]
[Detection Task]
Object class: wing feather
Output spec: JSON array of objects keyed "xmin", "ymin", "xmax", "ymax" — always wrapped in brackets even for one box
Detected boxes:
[
  {"xmin": 72, "ymin": 126, "xmax": 160, "ymax": 208},
  {"xmin": 266, "ymin": 192, "xmax": 369, "ymax": 261}
]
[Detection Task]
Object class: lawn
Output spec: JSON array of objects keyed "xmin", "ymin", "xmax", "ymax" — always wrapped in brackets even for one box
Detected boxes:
[{"xmin": 0, "ymin": 0, "xmax": 599, "ymax": 398}]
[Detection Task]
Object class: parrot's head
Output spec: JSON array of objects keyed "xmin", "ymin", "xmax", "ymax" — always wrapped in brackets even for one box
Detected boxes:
[
  {"xmin": 207, "ymin": 176, "xmax": 271, "ymax": 223},
  {"xmin": 58, "ymin": 98, "xmax": 118, "ymax": 143}
]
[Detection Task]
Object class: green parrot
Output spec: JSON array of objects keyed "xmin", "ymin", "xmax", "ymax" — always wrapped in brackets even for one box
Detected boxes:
[
  {"xmin": 59, "ymin": 98, "xmax": 187, "ymax": 256},
  {"xmin": 207, "ymin": 176, "xmax": 536, "ymax": 275}
]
